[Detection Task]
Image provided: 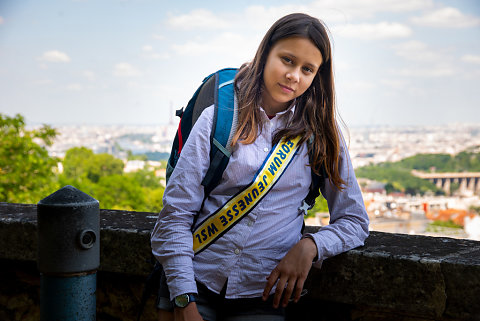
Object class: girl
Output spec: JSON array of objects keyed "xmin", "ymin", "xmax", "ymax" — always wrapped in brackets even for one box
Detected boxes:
[{"xmin": 151, "ymin": 13, "xmax": 369, "ymax": 321}]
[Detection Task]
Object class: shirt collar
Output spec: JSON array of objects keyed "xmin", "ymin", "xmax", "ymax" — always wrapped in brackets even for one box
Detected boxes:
[{"xmin": 259, "ymin": 100, "xmax": 296, "ymax": 120}]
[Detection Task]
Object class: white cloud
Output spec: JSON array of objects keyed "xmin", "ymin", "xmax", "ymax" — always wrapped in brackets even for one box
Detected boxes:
[
  {"xmin": 83, "ymin": 70, "xmax": 96, "ymax": 81},
  {"xmin": 164, "ymin": 1, "xmax": 434, "ymax": 36},
  {"xmin": 113, "ymin": 63, "xmax": 142, "ymax": 77},
  {"xmin": 139, "ymin": 45, "xmax": 170, "ymax": 59},
  {"xmin": 140, "ymin": 51, "xmax": 171, "ymax": 60},
  {"xmin": 146, "ymin": 53, "xmax": 171, "ymax": 60},
  {"xmin": 38, "ymin": 50, "xmax": 71, "ymax": 63},
  {"xmin": 411, "ymin": 7, "xmax": 480, "ymax": 28},
  {"xmin": 66, "ymin": 84, "xmax": 83, "ymax": 91},
  {"xmin": 462, "ymin": 55, "xmax": 480, "ymax": 64},
  {"xmin": 242, "ymin": 0, "xmax": 434, "ymax": 27},
  {"xmin": 33, "ymin": 79, "xmax": 53, "ymax": 86},
  {"xmin": 172, "ymin": 32, "xmax": 256, "ymax": 58},
  {"xmin": 243, "ymin": 5, "xmax": 311, "ymax": 30},
  {"xmin": 396, "ymin": 65, "xmax": 455, "ymax": 77},
  {"xmin": 126, "ymin": 81, "xmax": 140, "ymax": 88},
  {"xmin": 334, "ymin": 60, "xmax": 350, "ymax": 71},
  {"xmin": 343, "ymin": 80, "xmax": 376, "ymax": 90},
  {"xmin": 391, "ymin": 40, "xmax": 442, "ymax": 62},
  {"xmin": 334, "ymin": 22, "xmax": 412, "ymax": 40},
  {"xmin": 381, "ymin": 78, "xmax": 407, "ymax": 89},
  {"xmin": 167, "ymin": 9, "xmax": 230, "ymax": 30},
  {"xmin": 152, "ymin": 34, "xmax": 165, "ymax": 40},
  {"xmin": 307, "ymin": 0, "xmax": 434, "ymax": 21},
  {"xmin": 390, "ymin": 41, "xmax": 457, "ymax": 78},
  {"xmin": 0, "ymin": 16, "xmax": 4, "ymax": 24}
]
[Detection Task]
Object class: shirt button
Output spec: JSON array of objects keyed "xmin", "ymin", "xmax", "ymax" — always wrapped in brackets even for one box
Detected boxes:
[
  {"xmin": 234, "ymin": 248, "xmax": 240, "ymax": 255},
  {"xmin": 263, "ymin": 147, "xmax": 269, "ymax": 152},
  {"xmin": 248, "ymin": 220, "xmax": 254, "ymax": 227}
]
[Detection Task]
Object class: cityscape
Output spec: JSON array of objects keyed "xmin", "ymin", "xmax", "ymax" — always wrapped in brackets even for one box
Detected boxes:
[{"xmin": 40, "ymin": 121, "xmax": 480, "ymax": 241}]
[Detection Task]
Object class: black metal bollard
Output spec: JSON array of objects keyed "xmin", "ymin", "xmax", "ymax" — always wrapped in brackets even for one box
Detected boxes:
[{"xmin": 37, "ymin": 185, "xmax": 100, "ymax": 321}]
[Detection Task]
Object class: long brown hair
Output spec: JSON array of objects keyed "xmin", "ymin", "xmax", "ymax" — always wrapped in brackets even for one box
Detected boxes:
[{"xmin": 232, "ymin": 13, "xmax": 346, "ymax": 190}]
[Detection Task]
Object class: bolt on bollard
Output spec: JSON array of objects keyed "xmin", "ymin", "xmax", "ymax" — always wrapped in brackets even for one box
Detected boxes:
[{"xmin": 37, "ymin": 185, "xmax": 100, "ymax": 321}]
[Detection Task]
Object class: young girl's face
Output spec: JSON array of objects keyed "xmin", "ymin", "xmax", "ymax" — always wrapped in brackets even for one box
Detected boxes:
[{"xmin": 261, "ymin": 37, "xmax": 323, "ymax": 115}]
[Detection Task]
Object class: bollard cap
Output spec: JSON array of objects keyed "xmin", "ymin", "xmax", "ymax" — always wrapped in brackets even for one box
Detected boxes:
[
  {"xmin": 37, "ymin": 185, "xmax": 100, "ymax": 273},
  {"xmin": 38, "ymin": 185, "xmax": 98, "ymax": 207}
]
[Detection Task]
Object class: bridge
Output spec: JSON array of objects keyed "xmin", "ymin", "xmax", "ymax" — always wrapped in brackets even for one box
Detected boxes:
[{"xmin": 412, "ymin": 170, "xmax": 480, "ymax": 195}]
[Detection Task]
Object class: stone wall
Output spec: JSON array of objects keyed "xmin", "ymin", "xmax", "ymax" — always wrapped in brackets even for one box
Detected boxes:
[{"xmin": 1, "ymin": 202, "xmax": 479, "ymax": 321}]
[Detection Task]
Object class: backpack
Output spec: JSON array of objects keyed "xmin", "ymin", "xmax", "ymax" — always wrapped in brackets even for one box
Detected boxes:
[
  {"xmin": 166, "ymin": 67, "xmax": 325, "ymax": 207},
  {"xmin": 166, "ymin": 68, "xmax": 238, "ymax": 196}
]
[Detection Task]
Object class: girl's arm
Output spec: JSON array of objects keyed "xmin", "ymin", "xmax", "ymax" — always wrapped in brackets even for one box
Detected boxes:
[
  {"xmin": 264, "ymin": 132, "xmax": 369, "ymax": 308},
  {"xmin": 305, "ymin": 134, "xmax": 370, "ymax": 268},
  {"xmin": 150, "ymin": 106, "xmax": 214, "ymax": 301}
]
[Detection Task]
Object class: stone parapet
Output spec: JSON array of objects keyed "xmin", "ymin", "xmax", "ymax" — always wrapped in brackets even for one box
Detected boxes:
[{"xmin": 1, "ymin": 202, "xmax": 479, "ymax": 321}]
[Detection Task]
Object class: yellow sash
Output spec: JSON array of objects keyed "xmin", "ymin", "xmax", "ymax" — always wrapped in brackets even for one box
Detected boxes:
[{"xmin": 193, "ymin": 136, "xmax": 302, "ymax": 254}]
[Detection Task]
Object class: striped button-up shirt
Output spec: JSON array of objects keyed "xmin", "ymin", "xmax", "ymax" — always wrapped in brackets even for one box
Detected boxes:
[{"xmin": 151, "ymin": 105, "xmax": 369, "ymax": 300}]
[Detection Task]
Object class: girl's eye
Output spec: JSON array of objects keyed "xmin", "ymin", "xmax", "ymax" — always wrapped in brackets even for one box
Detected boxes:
[
  {"xmin": 282, "ymin": 57, "xmax": 293, "ymax": 64},
  {"xmin": 303, "ymin": 66, "xmax": 314, "ymax": 73}
]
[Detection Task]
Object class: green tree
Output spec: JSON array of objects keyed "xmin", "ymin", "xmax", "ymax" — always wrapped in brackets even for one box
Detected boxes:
[
  {"xmin": 399, "ymin": 154, "xmax": 453, "ymax": 172},
  {"xmin": 93, "ymin": 174, "xmax": 146, "ymax": 210},
  {"xmin": 127, "ymin": 150, "xmax": 148, "ymax": 161},
  {"xmin": 127, "ymin": 168, "xmax": 162, "ymax": 189},
  {"xmin": 63, "ymin": 147, "xmax": 94, "ymax": 179},
  {"xmin": 306, "ymin": 195, "xmax": 329, "ymax": 218},
  {"xmin": 0, "ymin": 114, "xmax": 58, "ymax": 203},
  {"xmin": 85, "ymin": 153, "xmax": 124, "ymax": 183},
  {"xmin": 61, "ymin": 146, "xmax": 165, "ymax": 212},
  {"xmin": 356, "ymin": 163, "xmax": 440, "ymax": 195},
  {"xmin": 62, "ymin": 147, "xmax": 123, "ymax": 183},
  {"xmin": 144, "ymin": 186, "xmax": 164, "ymax": 212}
]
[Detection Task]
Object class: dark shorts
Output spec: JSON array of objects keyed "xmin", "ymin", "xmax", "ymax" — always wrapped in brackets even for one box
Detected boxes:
[
  {"xmin": 156, "ymin": 266, "xmax": 285, "ymax": 321},
  {"xmin": 156, "ymin": 265, "xmax": 173, "ymax": 311}
]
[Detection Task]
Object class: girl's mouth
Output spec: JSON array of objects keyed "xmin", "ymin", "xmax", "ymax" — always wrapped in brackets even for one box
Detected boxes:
[{"xmin": 279, "ymin": 84, "xmax": 294, "ymax": 93}]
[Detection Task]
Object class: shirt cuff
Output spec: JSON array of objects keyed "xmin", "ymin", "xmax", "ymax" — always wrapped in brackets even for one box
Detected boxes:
[
  {"xmin": 162, "ymin": 256, "xmax": 198, "ymax": 301},
  {"xmin": 301, "ymin": 233, "xmax": 323, "ymax": 269}
]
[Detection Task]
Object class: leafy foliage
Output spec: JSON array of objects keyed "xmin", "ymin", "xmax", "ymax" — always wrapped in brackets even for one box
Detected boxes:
[
  {"xmin": 60, "ymin": 147, "xmax": 164, "ymax": 212},
  {"xmin": 426, "ymin": 220, "xmax": 463, "ymax": 232},
  {"xmin": 356, "ymin": 163, "xmax": 440, "ymax": 195},
  {"xmin": 0, "ymin": 113, "xmax": 165, "ymax": 211},
  {"xmin": 398, "ymin": 152, "xmax": 480, "ymax": 172},
  {"xmin": 0, "ymin": 114, "xmax": 58, "ymax": 203},
  {"xmin": 306, "ymin": 195, "xmax": 329, "ymax": 218},
  {"xmin": 356, "ymin": 150, "xmax": 480, "ymax": 195},
  {"xmin": 63, "ymin": 147, "xmax": 123, "ymax": 183}
]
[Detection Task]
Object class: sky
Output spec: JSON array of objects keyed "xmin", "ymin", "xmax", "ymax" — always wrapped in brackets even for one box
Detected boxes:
[{"xmin": 0, "ymin": 0, "xmax": 479, "ymax": 127}]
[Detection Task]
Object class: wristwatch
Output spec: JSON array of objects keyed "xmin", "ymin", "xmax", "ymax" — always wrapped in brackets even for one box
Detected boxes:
[{"xmin": 173, "ymin": 293, "xmax": 196, "ymax": 308}]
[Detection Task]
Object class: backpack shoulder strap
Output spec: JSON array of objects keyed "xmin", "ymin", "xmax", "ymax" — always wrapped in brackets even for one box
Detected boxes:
[
  {"xmin": 201, "ymin": 68, "xmax": 238, "ymax": 195},
  {"xmin": 165, "ymin": 72, "xmax": 217, "ymax": 184}
]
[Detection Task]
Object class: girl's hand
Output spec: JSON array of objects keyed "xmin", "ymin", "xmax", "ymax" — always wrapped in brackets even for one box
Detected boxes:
[
  {"xmin": 173, "ymin": 303, "xmax": 204, "ymax": 321},
  {"xmin": 262, "ymin": 238, "xmax": 317, "ymax": 308}
]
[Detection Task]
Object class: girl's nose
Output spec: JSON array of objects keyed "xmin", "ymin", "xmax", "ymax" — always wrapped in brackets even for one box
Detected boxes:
[{"xmin": 286, "ymin": 69, "xmax": 300, "ymax": 83}]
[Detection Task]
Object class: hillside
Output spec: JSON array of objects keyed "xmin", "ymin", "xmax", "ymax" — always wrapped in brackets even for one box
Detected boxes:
[{"xmin": 355, "ymin": 150, "xmax": 480, "ymax": 195}]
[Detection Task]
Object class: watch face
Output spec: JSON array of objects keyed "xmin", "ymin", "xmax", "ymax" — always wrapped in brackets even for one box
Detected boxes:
[{"xmin": 175, "ymin": 294, "xmax": 190, "ymax": 308}]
